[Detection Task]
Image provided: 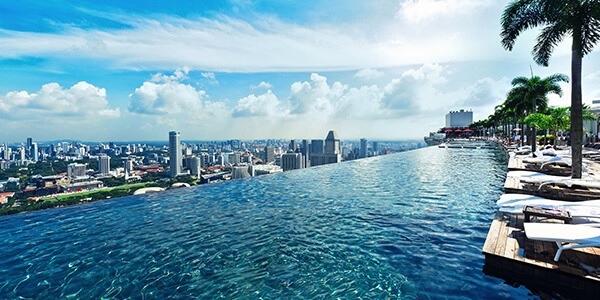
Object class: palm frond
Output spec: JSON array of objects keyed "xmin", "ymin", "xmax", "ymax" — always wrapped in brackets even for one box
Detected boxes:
[
  {"xmin": 501, "ymin": 0, "xmax": 547, "ymax": 50},
  {"xmin": 533, "ymin": 22, "xmax": 569, "ymax": 66}
]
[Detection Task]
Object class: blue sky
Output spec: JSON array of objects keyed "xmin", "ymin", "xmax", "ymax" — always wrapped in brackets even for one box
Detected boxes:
[{"xmin": 1, "ymin": 0, "xmax": 599, "ymax": 143}]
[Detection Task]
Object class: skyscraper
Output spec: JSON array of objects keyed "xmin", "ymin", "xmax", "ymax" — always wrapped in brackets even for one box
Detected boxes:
[
  {"xmin": 301, "ymin": 139, "xmax": 310, "ymax": 168},
  {"xmin": 311, "ymin": 130, "xmax": 341, "ymax": 166},
  {"xmin": 169, "ymin": 131, "xmax": 182, "ymax": 177},
  {"xmin": 360, "ymin": 138, "xmax": 368, "ymax": 158},
  {"xmin": 98, "ymin": 155, "xmax": 111, "ymax": 176},
  {"xmin": 31, "ymin": 142, "xmax": 38, "ymax": 162},
  {"xmin": 264, "ymin": 146, "xmax": 275, "ymax": 163},
  {"xmin": 325, "ymin": 130, "xmax": 340, "ymax": 155}
]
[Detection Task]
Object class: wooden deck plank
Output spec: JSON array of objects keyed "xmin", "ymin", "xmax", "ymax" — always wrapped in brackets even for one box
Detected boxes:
[{"xmin": 482, "ymin": 214, "xmax": 504, "ymax": 255}]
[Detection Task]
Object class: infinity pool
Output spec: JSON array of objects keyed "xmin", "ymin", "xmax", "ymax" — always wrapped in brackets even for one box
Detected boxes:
[{"xmin": 0, "ymin": 146, "xmax": 538, "ymax": 299}]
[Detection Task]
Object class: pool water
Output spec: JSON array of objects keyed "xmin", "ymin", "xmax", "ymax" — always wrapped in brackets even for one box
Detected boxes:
[{"xmin": 0, "ymin": 146, "xmax": 538, "ymax": 299}]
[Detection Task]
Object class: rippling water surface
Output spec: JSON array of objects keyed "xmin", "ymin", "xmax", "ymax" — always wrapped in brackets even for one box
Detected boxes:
[{"xmin": 0, "ymin": 146, "xmax": 536, "ymax": 299}]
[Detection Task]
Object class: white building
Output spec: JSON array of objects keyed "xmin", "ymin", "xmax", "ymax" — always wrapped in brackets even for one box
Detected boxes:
[
  {"xmin": 281, "ymin": 152, "xmax": 304, "ymax": 171},
  {"xmin": 98, "ymin": 155, "xmax": 111, "ymax": 176},
  {"xmin": 169, "ymin": 131, "xmax": 182, "ymax": 177},
  {"xmin": 445, "ymin": 109, "xmax": 473, "ymax": 128}
]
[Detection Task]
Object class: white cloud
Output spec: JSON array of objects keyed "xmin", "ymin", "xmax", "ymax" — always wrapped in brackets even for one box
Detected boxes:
[
  {"xmin": 233, "ymin": 90, "xmax": 287, "ymax": 117},
  {"xmin": 128, "ymin": 70, "xmax": 229, "ymax": 129},
  {"xmin": 354, "ymin": 68, "xmax": 384, "ymax": 80},
  {"xmin": 0, "ymin": 81, "xmax": 120, "ymax": 120},
  {"xmin": 397, "ymin": 0, "xmax": 493, "ymax": 23},
  {"xmin": 288, "ymin": 73, "xmax": 347, "ymax": 115},
  {"xmin": 251, "ymin": 81, "xmax": 273, "ymax": 90},
  {"xmin": 0, "ymin": 5, "xmax": 519, "ymax": 73}
]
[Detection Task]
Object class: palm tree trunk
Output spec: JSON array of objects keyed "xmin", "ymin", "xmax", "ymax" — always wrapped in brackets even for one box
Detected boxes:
[{"xmin": 571, "ymin": 50, "xmax": 583, "ymax": 178}]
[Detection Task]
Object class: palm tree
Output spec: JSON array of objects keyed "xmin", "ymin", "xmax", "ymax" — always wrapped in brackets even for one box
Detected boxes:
[
  {"xmin": 506, "ymin": 74, "xmax": 568, "ymax": 153},
  {"xmin": 501, "ymin": 0, "xmax": 600, "ymax": 178}
]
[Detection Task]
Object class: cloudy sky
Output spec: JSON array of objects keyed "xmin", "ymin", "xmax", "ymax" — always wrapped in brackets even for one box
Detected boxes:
[{"xmin": 1, "ymin": 0, "xmax": 599, "ymax": 143}]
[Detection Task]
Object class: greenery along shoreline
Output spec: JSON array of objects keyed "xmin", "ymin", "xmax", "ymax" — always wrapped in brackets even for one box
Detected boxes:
[
  {"xmin": 0, "ymin": 155, "xmax": 203, "ymax": 216},
  {"xmin": 0, "ymin": 177, "xmax": 201, "ymax": 217}
]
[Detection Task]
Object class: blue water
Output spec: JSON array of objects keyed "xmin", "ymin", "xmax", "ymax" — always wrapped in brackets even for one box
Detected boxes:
[{"xmin": 0, "ymin": 146, "xmax": 536, "ymax": 299}]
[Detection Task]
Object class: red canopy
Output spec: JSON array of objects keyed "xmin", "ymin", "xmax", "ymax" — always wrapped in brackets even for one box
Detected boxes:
[
  {"xmin": 444, "ymin": 129, "xmax": 453, "ymax": 133},
  {"xmin": 454, "ymin": 129, "xmax": 463, "ymax": 133},
  {"xmin": 464, "ymin": 128, "xmax": 473, "ymax": 132}
]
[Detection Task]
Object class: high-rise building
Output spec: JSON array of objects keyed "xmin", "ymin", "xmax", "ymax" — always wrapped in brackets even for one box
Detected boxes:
[
  {"xmin": 31, "ymin": 142, "xmax": 38, "ymax": 162},
  {"xmin": 301, "ymin": 140, "xmax": 310, "ymax": 168},
  {"xmin": 98, "ymin": 155, "xmax": 111, "ymax": 176},
  {"xmin": 360, "ymin": 138, "xmax": 368, "ymax": 158},
  {"xmin": 169, "ymin": 131, "xmax": 182, "ymax": 177},
  {"xmin": 325, "ymin": 130, "xmax": 340, "ymax": 155},
  {"xmin": 445, "ymin": 109, "xmax": 473, "ymax": 128},
  {"xmin": 264, "ymin": 146, "xmax": 275, "ymax": 163},
  {"xmin": 310, "ymin": 139, "xmax": 324, "ymax": 155},
  {"xmin": 189, "ymin": 156, "xmax": 201, "ymax": 176},
  {"xmin": 281, "ymin": 151, "xmax": 303, "ymax": 171},
  {"xmin": 311, "ymin": 130, "xmax": 341, "ymax": 166},
  {"xmin": 289, "ymin": 140, "xmax": 297, "ymax": 151},
  {"xmin": 372, "ymin": 141, "xmax": 379, "ymax": 154},
  {"xmin": 26, "ymin": 138, "xmax": 32, "ymax": 158}
]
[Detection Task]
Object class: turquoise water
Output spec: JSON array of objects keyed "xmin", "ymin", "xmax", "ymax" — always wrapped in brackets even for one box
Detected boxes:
[{"xmin": 0, "ymin": 146, "xmax": 536, "ymax": 299}]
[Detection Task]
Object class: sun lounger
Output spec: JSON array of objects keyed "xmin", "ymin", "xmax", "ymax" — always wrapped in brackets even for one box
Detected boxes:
[
  {"xmin": 524, "ymin": 222, "xmax": 600, "ymax": 261},
  {"xmin": 498, "ymin": 198, "xmax": 600, "ymax": 217},
  {"xmin": 506, "ymin": 170, "xmax": 568, "ymax": 184}
]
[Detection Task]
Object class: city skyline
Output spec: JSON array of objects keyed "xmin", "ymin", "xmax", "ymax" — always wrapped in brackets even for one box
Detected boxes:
[{"xmin": 1, "ymin": 1, "xmax": 599, "ymax": 142}]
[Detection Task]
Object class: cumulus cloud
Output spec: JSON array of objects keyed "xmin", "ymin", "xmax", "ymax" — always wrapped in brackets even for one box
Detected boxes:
[
  {"xmin": 0, "ymin": 81, "xmax": 120, "ymax": 120},
  {"xmin": 129, "ymin": 70, "xmax": 229, "ymax": 124},
  {"xmin": 354, "ymin": 68, "xmax": 384, "ymax": 80},
  {"xmin": 233, "ymin": 90, "xmax": 287, "ymax": 117},
  {"xmin": 288, "ymin": 73, "xmax": 347, "ymax": 115},
  {"xmin": 381, "ymin": 63, "xmax": 447, "ymax": 111},
  {"xmin": 251, "ymin": 81, "xmax": 273, "ymax": 90}
]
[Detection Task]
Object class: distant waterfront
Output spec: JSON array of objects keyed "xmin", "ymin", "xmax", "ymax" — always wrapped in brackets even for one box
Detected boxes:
[
  {"xmin": 0, "ymin": 138, "xmax": 425, "ymax": 216},
  {"xmin": 0, "ymin": 145, "xmax": 542, "ymax": 299}
]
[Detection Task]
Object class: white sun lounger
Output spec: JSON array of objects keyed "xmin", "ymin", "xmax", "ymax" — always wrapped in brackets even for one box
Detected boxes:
[
  {"xmin": 506, "ymin": 170, "xmax": 568, "ymax": 184},
  {"xmin": 524, "ymin": 222, "xmax": 600, "ymax": 261},
  {"xmin": 498, "ymin": 199, "xmax": 600, "ymax": 216}
]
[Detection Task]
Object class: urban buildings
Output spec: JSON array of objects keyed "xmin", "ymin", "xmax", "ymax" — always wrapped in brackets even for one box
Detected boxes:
[
  {"xmin": 311, "ymin": 130, "xmax": 341, "ymax": 166},
  {"xmin": 169, "ymin": 131, "xmax": 182, "ymax": 177}
]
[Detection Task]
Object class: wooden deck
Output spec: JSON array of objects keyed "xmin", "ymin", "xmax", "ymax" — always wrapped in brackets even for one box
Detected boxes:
[{"xmin": 482, "ymin": 211, "xmax": 600, "ymax": 297}]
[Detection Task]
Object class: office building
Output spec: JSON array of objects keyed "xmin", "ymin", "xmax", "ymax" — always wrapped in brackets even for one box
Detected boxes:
[
  {"xmin": 301, "ymin": 139, "xmax": 310, "ymax": 168},
  {"xmin": 189, "ymin": 156, "xmax": 201, "ymax": 176},
  {"xmin": 360, "ymin": 138, "xmax": 368, "ymax": 158},
  {"xmin": 445, "ymin": 109, "xmax": 473, "ymax": 128},
  {"xmin": 67, "ymin": 163, "xmax": 86, "ymax": 178},
  {"xmin": 289, "ymin": 140, "xmax": 297, "ymax": 152},
  {"xmin": 98, "ymin": 155, "xmax": 111, "ymax": 176},
  {"xmin": 281, "ymin": 151, "xmax": 303, "ymax": 171},
  {"xmin": 310, "ymin": 130, "xmax": 341, "ymax": 166},
  {"xmin": 31, "ymin": 142, "xmax": 38, "ymax": 162},
  {"xmin": 169, "ymin": 131, "xmax": 182, "ymax": 177},
  {"xmin": 264, "ymin": 146, "xmax": 275, "ymax": 163}
]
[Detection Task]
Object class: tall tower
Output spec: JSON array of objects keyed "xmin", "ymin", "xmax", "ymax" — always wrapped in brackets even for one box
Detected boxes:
[
  {"xmin": 31, "ymin": 142, "xmax": 38, "ymax": 162},
  {"xmin": 325, "ymin": 130, "xmax": 340, "ymax": 155},
  {"xmin": 98, "ymin": 155, "xmax": 111, "ymax": 176},
  {"xmin": 360, "ymin": 138, "xmax": 368, "ymax": 158},
  {"xmin": 169, "ymin": 131, "xmax": 182, "ymax": 177}
]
